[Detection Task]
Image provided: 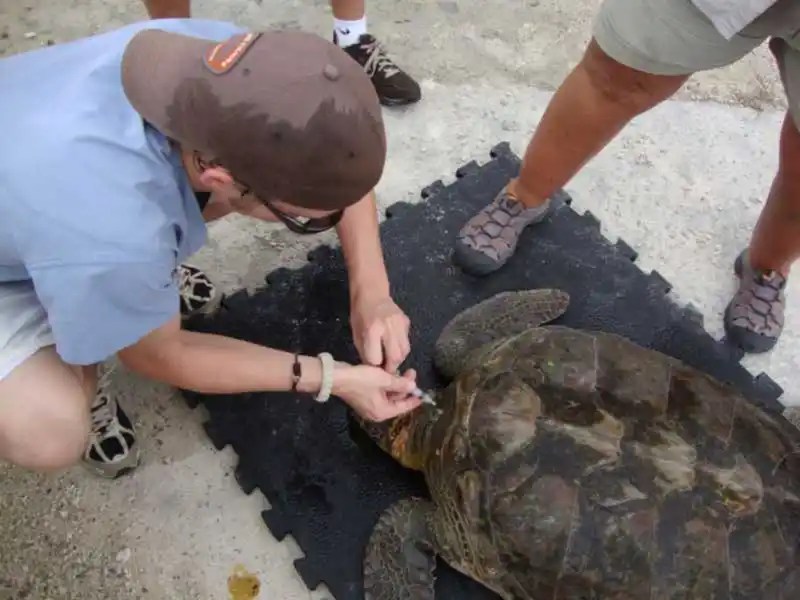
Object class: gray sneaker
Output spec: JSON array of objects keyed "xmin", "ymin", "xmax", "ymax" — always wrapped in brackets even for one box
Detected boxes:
[
  {"xmin": 723, "ymin": 249, "xmax": 787, "ymax": 353},
  {"xmin": 82, "ymin": 365, "xmax": 139, "ymax": 479},
  {"xmin": 178, "ymin": 263, "xmax": 221, "ymax": 319},
  {"xmin": 453, "ymin": 184, "xmax": 553, "ymax": 276}
]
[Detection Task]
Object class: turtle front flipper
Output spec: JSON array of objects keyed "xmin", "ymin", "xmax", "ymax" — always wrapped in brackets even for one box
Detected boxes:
[
  {"xmin": 434, "ymin": 289, "xmax": 570, "ymax": 379},
  {"xmin": 363, "ymin": 498, "xmax": 437, "ymax": 600}
]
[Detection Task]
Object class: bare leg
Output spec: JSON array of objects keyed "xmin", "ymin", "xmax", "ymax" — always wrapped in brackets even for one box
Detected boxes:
[
  {"xmin": 454, "ymin": 40, "xmax": 688, "ymax": 275},
  {"xmin": 0, "ymin": 347, "xmax": 93, "ymax": 471},
  {"xmin": 331, "ymin": 0, "xmax": 365, "ymax": 20},
  {"xmin": 331, "ymin": 0, "xmax": 368, "ymax": 44},
  {"xmin": 0, "ymin": 345, "xmax": 141, "ymax": 477},
  {"xmin": 748, "ymin": 111, "xmax": 800, "ymax": 275},
  {"xmin": 723, "ymin": 110, "xmax": 799, "ymax": 352},
  {"xmin": 513, "ymin": 40, "xmax": 687, "ymax": 208},
  {"xmin": 142, "ymin": 0, "xmax": 190, "ymax": 19}
]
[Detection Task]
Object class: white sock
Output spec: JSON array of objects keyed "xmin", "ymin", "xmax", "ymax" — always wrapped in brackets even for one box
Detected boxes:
[{"xmin": 333, "ymin": 16, "xmax": 367, "ymax": 47}]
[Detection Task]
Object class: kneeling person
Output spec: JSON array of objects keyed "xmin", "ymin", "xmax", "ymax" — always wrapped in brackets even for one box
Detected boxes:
[{"xmin": 0, "ymin": 20, "xmax": 421, "ymax": 479}]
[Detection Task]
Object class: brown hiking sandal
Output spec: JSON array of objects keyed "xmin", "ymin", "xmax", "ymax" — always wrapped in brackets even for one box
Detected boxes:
[
  {"xmin": 453, "ymin": 184, "xmax": 553, "ymax": 276},
  {"xmin": 723, "ymin": 249, "xmax": 787, "ymax": 353},
  {"xmin": 336, "ymin": 33, "xmax": 421, "ymax": 106}
]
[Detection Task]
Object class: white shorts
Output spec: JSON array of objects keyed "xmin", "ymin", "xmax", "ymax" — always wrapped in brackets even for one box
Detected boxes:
[{"xmin": 0, "ymin": 280, "xmax": 55, "ymax": 380}]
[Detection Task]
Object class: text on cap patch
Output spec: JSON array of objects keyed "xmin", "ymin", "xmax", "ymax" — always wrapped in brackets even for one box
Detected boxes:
[{"xmin": 204, "ymin": 32, "xmax": 262, "ymax": 75}]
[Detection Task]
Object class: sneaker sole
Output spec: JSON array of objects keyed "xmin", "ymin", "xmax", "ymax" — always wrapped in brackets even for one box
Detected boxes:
[
  {"xmin": 723, "ymin": 304, "xmax": 778, "ymax": 353},
  {"xmin": 379, "ymin": 94, "xmax": 421, "ymax": 107},
  {"xmin": 82, "ymin": 445, "xmax": 141, "ymax": 479},
  {"xmin": 452, "ymin": 243, "xmax": 507, "ymax": 276}
]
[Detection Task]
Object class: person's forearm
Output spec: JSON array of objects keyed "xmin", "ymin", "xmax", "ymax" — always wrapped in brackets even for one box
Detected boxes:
[
  {"xmin": 336, "ymin": 191, "xmax": 390, "ymax": 300},
  {"xmin": 123, "ymin": 329, "xmax": 324, "ymax": 395}
]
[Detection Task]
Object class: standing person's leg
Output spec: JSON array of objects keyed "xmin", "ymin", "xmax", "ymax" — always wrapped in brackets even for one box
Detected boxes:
[
  {"xmin": 142, "ymin": 0, "xmax": 189, "ymax": 19},
  {"xmin": 724, "ymin": 35, "xmax": 800, "ymax": 352},
  {"xmin": 141, "ymin": 0, "xmax": 421, "ymax": 105},
  {"xmin": 0, "ymin": 281, "xmax": 138, "ymax": 477},
  {"xmin": 330, "ymin": 0, "xmax": 367, "ymax": 40},
  {"xmin": 330, "ymin": 0, "xmax": 421, "ymax": 106},
  {"xmin": 745, "ymin": 113, "xmax": 800, "ymax": 277},
  {"xmin": 452, "ymin": 40, "xmax": 689, "ymax": 278},
  {"xmin": 454, "ymin": 0, "xmax": 767, "ymax": 276}
]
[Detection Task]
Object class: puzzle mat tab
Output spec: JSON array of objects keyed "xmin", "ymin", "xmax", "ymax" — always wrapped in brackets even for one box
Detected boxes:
[{"xmin": 182, "ymin": 142, "xmax": 790, "ymax": 600}]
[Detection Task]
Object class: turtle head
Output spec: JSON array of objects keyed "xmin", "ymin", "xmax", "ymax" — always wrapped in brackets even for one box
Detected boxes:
[{"xmin": 353, "ymin": 401, "xmax": 441, "ymax": 471}]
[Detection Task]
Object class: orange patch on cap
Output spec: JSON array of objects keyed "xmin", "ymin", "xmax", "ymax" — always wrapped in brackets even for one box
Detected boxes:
[{"xmin": 203, "ymin": 32, "xmax": 261, "ymax": 75}]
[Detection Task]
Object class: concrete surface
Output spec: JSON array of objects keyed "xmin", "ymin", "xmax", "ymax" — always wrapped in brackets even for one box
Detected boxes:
[{"xmin": 1, "ymin": 1, "xmax": 798, "ymax": 598}]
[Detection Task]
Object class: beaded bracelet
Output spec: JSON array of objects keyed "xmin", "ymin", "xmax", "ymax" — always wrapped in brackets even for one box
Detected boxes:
[{"xmin": 315, "ymin": 352, "xmax": 334, "ymax": 403}]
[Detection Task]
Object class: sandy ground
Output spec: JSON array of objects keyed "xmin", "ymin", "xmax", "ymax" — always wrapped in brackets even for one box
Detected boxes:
[{"xmin": 1, "ymin": 1, "xmax": 799, "ymax": 598}]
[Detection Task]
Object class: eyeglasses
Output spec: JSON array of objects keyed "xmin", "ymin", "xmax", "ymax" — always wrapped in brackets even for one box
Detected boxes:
[
  {"xmin": 240, "ymin": 186, "xmax": 344, "ymax": 235},
  {"xmin": 193, "ymin": 153, "xmax": 345, "ymax": 235},
  {"xmin": 262, "ymin": 197, "xmax": 344, "ymax": 234}
]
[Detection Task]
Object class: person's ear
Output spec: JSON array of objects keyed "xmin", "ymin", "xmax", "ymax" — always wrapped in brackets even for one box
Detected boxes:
[
  {"xmin": 191, "ymin": 151, "xmax": 233, "ymax": 191},
  {"xmin": 198, "ymin": 165, "xmax": 234, "ymax": 191}
]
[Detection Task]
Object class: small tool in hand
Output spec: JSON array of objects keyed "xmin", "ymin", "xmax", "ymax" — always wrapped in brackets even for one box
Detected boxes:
[
  {"xmin": 411, "ymin": 387, "xmax": 436, "ymax": 406},
  {"xmin": 387, "ymin": 361, "xmax": 436, "ymax": 406}
]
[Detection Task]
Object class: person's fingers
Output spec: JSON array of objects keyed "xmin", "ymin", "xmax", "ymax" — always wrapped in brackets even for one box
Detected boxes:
[
  {"xmin": 385, "ymin": 369, "xmax": 417, "ymax": 402},
  {"xmin": 389, "ymin": 318, "xmax": 411, "ymax": 370},
  {"xmin": 352, "ymin": 336, "xmax": 365, "ymax": 360},
  {"xmin": 385, "ymin": 395, "xmax": 422, "ymax": 418},
  {"xmin": 400, "ymin": 368, "xmax": 416, "ymax": 381},
  {"xmin": 385, "ymin": 373, "xmax": 417, "ymax": 395},
  {"xmin": 399, "ymin": 337, "xmax": 411, "ymax": 364},
  {"xmin": 375, "ymin": 320, "xmax": 395, "ymax": 373},
  {"xmin": 383, "ymin": 336, "xmax": 404, "ymax": 374},
  {"xmin": 361, "ymin": 323, "xmax": 384, "ymax": 366},
  {"xmin": 398, "ymin": 317, "xmax": 411, "ymax": 360}
]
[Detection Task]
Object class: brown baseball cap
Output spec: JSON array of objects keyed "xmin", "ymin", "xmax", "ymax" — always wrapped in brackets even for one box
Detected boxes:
[{"xmin": 121, "ymin": 28, "xmax": 387, "ymax": 210}]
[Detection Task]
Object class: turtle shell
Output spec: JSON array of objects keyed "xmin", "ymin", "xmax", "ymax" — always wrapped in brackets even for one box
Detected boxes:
[{"xmin": 429, "ymin": 325, "xmax": 800, "ymax": 599}]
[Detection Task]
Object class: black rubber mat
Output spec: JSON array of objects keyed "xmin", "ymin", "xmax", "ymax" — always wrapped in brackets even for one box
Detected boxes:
[{"xmin": 181, "ymin": 142, "xmax": 790, "ymax": 600}]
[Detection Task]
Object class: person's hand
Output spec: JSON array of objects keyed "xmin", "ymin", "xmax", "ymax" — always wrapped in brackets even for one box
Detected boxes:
[
  {"xmin": 332, "ymin": 364, "xmax": 421, "ymax": 422},
  {"xmin": 350, "ymin": 294, "xmax": 411, "ymax": 373}
]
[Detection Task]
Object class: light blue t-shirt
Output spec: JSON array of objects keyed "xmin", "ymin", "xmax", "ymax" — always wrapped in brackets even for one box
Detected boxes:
[{"xmin": 0, "ymin": 18, "xmax": 244, "ymax": 365}]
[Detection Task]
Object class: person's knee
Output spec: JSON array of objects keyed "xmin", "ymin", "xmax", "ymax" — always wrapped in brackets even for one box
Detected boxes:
[
  {"xmin": 0, "ymin": 348, "xmax": 92, "ymax": 472},
  {"xmin": 581, "ymin": 39, "xmax": 687, "ymax": 114},
  {"xmin": 0, "ymin": 402, "xmax": 90, "ymax": 471}
]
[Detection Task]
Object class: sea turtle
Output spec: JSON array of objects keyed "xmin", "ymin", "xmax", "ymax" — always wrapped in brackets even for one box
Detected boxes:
[{"xmin": 356, "ymin": 289, "xmax": 800, "ymax": 600}]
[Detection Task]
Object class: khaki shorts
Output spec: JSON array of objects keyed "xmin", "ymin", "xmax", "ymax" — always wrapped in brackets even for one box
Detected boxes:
[{"xmin": 594, "ymin": 0, "xmax": 800, "ymax": 124}]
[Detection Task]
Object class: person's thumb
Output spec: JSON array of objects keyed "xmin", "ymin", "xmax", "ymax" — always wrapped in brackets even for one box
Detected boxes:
[{"xmin": 400, "ymin": 368, "xmax": 417, "ymax": 382}]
